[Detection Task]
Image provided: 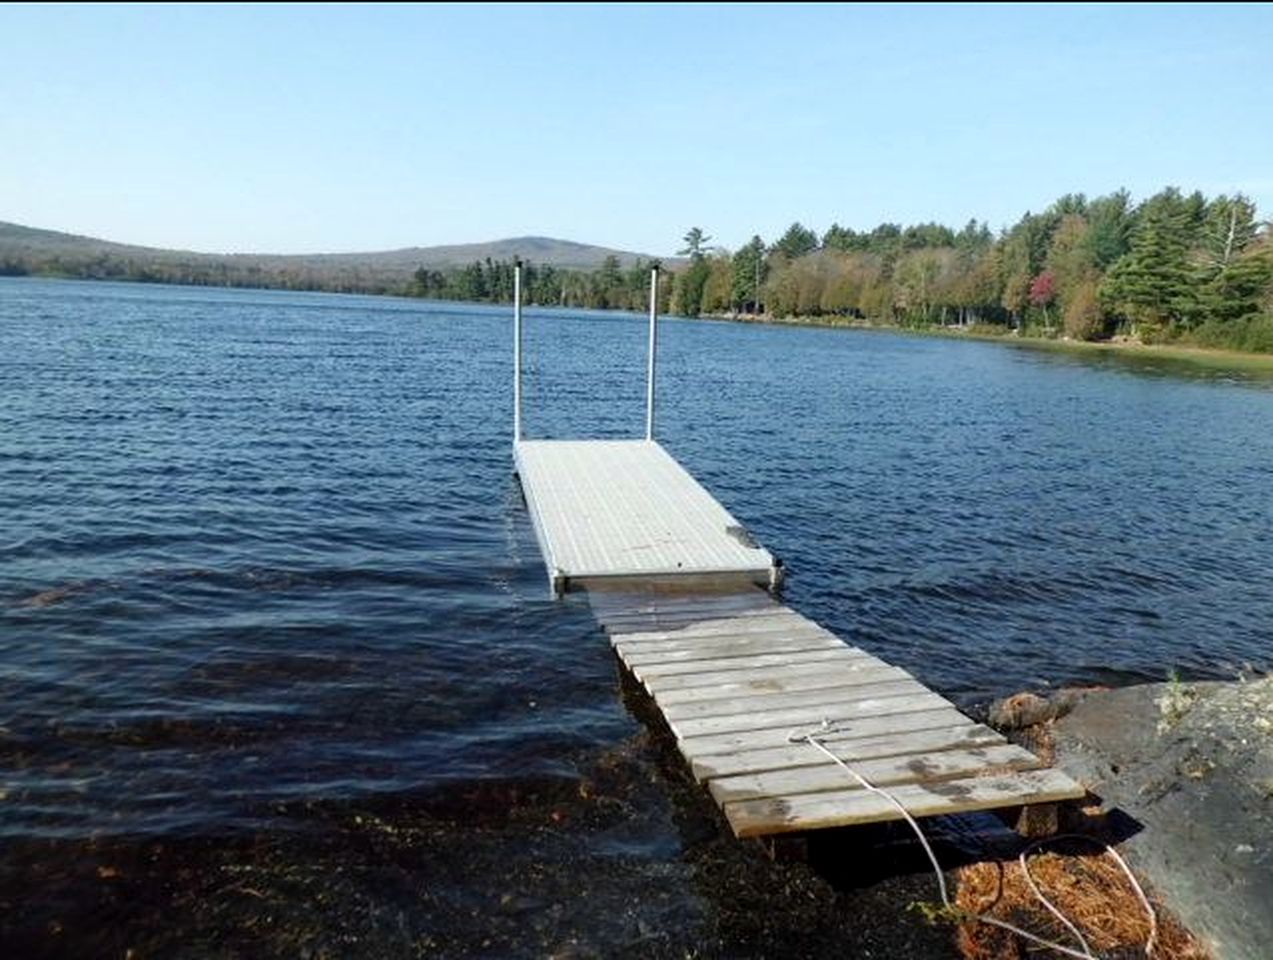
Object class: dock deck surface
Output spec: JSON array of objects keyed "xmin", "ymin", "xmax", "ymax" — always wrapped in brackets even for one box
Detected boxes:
[
  {"xmin": 514, "ymin": 439, "xmax": 777, "ymax": 594},
  {"xmin": 589, "ymin": 591, "xmax": 1085, "ymax": 838}
]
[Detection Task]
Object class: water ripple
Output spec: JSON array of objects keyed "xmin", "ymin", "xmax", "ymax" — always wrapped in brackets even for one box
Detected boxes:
[{"xmin": 2, "ymin": 278, "xmax": 1272, "ymax": 839}]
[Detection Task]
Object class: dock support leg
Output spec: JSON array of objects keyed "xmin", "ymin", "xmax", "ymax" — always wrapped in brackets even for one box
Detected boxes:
[
  {"xmin": 756, "ymin": 834, "xmax": 808, "ymax": 863},
  {"xmin": 999, "ymin": 802, "xmax": 1060, "ymax": 838}
]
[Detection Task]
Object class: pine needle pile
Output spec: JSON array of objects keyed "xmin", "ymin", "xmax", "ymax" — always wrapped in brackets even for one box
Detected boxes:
[{"xmin": 954, "ymin": 849, "xmax": 1210, "ymax": 960}]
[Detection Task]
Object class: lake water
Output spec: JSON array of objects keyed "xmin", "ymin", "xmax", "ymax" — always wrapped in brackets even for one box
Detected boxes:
[{"xmin": 2, "ymin": 277, "xmax": 1271, "ymax": 954}]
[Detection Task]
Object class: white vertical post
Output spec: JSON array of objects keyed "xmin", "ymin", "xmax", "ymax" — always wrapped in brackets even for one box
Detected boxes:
[
  {"xmin": 513, "ymin": 259, "xmax": 523, "ymax": 443},
  {"xmin": 645, "ymin": 265, "xmax": 659, "ymax": 441}
]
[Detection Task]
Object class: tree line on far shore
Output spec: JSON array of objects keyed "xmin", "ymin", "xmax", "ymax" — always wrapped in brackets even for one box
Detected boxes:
[
  {"xmin": 0, "ymin": 253, "xmax": 406, "ymax": 295},
  {"xmin": 406, "ymin": 256, "xmax": 672, "ymax": 313},
  {"xmin": 6, "ymin": 184, "xmax": 1270, "ymax": 352},
  {"xmin": 665, "ymin": 189, "xmax": 1272, "ymax": 352},
  {"xmin": 403, "ymin": 186, "xmax": 1272, "ymax": 352}
]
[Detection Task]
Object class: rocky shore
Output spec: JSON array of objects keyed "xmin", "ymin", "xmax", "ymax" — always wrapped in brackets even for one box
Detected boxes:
[{"xmin": 1046, "ymin": 676, "xmax": 1273, "ymax": 959}]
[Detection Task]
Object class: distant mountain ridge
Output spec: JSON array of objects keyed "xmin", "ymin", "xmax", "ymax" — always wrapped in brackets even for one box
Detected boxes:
[{"xmin": 0, "ymin": 220, "xmax": 667, "ymax": 274}]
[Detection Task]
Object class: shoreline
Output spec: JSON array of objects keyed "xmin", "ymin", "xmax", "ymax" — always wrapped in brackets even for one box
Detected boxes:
[
  {"xmin": 712, "ymin": 310, "xmax": 1273, "ymax": 376},
  {"xmin": 8, "ymin": 274, "xmax": 1273, "ymax": 376}
]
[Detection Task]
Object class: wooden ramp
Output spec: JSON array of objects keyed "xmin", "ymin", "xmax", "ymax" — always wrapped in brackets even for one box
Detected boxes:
[
  {"xmin": 515, "ymin": 439, "xmax": 780, "ymax": 595},
  {"xmin": 588, "ymin": 591, "xmax": 1085, "ymax": 839}
]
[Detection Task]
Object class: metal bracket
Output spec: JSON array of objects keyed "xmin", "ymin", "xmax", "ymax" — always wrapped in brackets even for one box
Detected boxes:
[
  {"xmin": 550, "ymin": 567, "xmax": 567, "ymax": 600},
  {"xmin": 768, "ymin": 558, "xmax": 786, "ymax": 596}
]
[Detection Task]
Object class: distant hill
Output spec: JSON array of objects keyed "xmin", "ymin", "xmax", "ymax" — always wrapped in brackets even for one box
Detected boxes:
[{"xmin": 0, "ymin": 221, "xmax": 674, "ymax": 294}]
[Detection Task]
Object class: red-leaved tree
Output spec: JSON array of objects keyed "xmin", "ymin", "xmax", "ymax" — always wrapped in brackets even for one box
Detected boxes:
[
  {"xmin": 1028, "ymin": 270, "xmax": 1057, "ymax": 307},
  {"xmin": 1029, "ymin": 270, "xmax": 1057, "ymax": 328}
]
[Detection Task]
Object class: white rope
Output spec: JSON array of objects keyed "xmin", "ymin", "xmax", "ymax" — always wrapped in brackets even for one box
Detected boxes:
[
  {"xmin": 789, "ymin": 720, "xmax": 1158, "ymax": 959},
  {"xmin": 1019, "ymin": 839, "xmax": 1094, "ymax": 957},
  {"xmin": 1110, "ymin": 840, "xmax": 1159, "ymax": 957},
  {"xmin": 798, "ymin": 730, "xmax": 950, "ymax": 904},
  {"xmin": 1021, "ymin": 834, "xmax": 1159, "ymax": 959}
]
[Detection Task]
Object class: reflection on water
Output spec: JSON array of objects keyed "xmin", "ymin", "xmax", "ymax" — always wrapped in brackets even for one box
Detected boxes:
[{"xmin": 1003, "ymin": 336, "xmax": 1273, "ymax": 386}]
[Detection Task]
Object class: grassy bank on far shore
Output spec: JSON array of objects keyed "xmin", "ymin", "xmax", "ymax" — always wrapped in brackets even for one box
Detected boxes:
[{"xmin": 987, "ymin": 333, "xmax": 1273, "ymax": 377}]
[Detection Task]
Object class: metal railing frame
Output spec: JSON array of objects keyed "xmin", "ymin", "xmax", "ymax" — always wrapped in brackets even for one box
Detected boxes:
[{"xmin": 512, "ymin": 261, "xmax": 660, "ymax": 443}]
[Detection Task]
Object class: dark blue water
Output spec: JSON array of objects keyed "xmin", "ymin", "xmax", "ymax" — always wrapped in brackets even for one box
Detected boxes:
[
  {"xmin": 3, "ymin": 276, "xmax": 1272, "ymax": 846},
  {"xmin": 4, "ymin": 278, "xmax": 1272, "ymax": 957},
  {"xmin": 2, "ymin": 275, "xmax": 1273, "ymax": 860}
]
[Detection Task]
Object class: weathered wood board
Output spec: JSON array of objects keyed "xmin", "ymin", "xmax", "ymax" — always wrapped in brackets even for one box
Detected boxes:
[{"xmin": 592, "ymin": 592, "xmax": 1086, "ymax": 839}]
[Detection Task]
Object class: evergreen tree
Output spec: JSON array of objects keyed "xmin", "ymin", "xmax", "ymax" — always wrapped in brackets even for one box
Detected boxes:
[
  {"xmin": 822, "ymin": 223, "xmax": 861, "ymax": 251},
  {"xmin": 772, "ymin": 222, "xmax": 818, "ymax": 260},
  {"xmin": 1203, "ymin": 246, "xmax": 1273, "ymax": 324},
  {"xmin": 954, "ymin": 219, "xmax": 993, "ymax": 253},
  {"xmin": 732, "ymin": 236, "xmax": 767, "ymax": 311},
  {"xmin": 1101, "ymin": 189, "xmax": 1200, "ymax": 335},
  {"xmin": 678, "ymin": 227, "xmax": 711, "ymax": 259},
  {"xmin": 672, "ymin": 259, "xmax": 710, "ymax": 317},
  {"xmin": 1085, "ymin": 190, "xmax": 1134, "ymax": 268},
  {"xmin": 867, "ymin": 223, "xmax": 902, "ymax": 254},
  {"xmin": 1198, "ymin": 195, "xmax": 1260, "ymax": 274}
]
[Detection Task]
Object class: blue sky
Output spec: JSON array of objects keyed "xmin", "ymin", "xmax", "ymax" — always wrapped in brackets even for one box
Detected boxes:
[{"xmin": 2, "ymin": 3, "xmax": 1270, "ymax": 255}]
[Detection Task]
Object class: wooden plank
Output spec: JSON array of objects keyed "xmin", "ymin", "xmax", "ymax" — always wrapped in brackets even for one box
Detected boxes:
[
  {"xmin": 612, "ymin": 622, "xmax": 834, "ymax": 655},
  {"xmin": 707, "ymin": 743, "xmax": 1044, "ymax": 805},
  {"xmin": 644, "ymin": 656, "xmax": 898, "ymax": 694},
  {"xmin": 605, "ymin": 608, "xmax": 796, "ymax": 629},
  {"xmin": 617, "ymin": 633, "xmax": 845, "ymax": 667},
  {"xmin": 631, "ymin": 648, "xmax": 864, "ymax": 683},
  {"xmin": 668, "ymin": 691, "xmax": 950, "ymax": 741},
  {"xmin": 689, "ymin": 723, "xmax": 1002, "ymax": 781},
  {"xmin": 589, "ymin": 592, "xmax": 777, "ymax": 617},
  {"xmin": 614, "ymin": 628, "xmax": 832, "ymax": 654},
  {"xmin": 652, "ymin": 662, "xmax": 911, "ymax": 704},
  {"xmin": 600, "ymin": 609, "xmax": 784, "ymax": 628},
  {"xmin": 677, "ymin": 706, "xmax": 971, "ymax": 761},
  {"xmin": 661, "ymin": 678, "xmax": 928, "ymax": 722},
  {"xmin": 590, "ymin": 586, "xmax": 775, "ymax": 606},
  {"xmin": 596, "ymin": 599, "xmax": 785, "ymax": 626},
  {"xmin": 609, "ymin": 612, "xmax": 814, "ymax": 643},
  {"xmin": 723, "ymin": 768, "xmax": 1086, "ymax": 838}
]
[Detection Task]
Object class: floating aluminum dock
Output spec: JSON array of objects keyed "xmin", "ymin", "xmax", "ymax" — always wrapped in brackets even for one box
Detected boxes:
[
  {"xmin": 508, "ymin": 263, "xmax": 1085, "ymax": 841},
  {"xmin": 510, "ymin": 263, "xmax": 780, "ymax": 598},
  {"xmin": 515, "ymin": 439, "xmax": 779, "ymax": 596}
]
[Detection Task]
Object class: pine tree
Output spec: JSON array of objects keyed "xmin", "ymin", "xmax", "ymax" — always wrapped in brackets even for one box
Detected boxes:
[
  {"xmin": 1101, "ymin": 189, "xmax": 1199, "ymax": 336},
  {"xmin": 678, "ymin": 227, "xmax": 711, "ymax": 259},
  {"xmin": 1084, "ymin": 190, "xmax": 1134, "ymax": 268},
  {"xmin": 772, "ymin": 222, "xmax": 818, "ymax": 260},
  {"xmin": 731, "ymin": 236, "xmax": 767, "ymax": 312},
  {"xmin": 1204, "ymin": 247, "xmax": 1273, "ymax": 325}
]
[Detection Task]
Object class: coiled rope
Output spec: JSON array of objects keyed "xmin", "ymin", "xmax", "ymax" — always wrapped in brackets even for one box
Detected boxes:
[{"xmin": 789, "ymin": 720, "xmax": 1157, "ymax": 959}]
